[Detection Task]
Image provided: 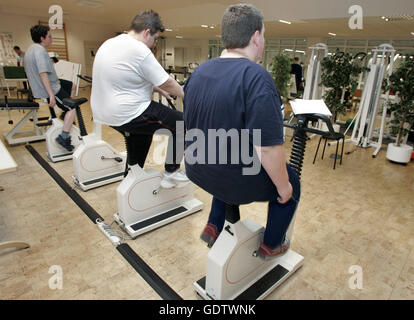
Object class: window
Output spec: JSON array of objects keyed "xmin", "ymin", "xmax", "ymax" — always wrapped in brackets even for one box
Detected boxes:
[
  {"xmin": 347, "ymin": 40, "xmax": 366, "ymax": 47},
  {"xmin": 327, "ymin": 39, "xmax": 346, "ymax": 46}
]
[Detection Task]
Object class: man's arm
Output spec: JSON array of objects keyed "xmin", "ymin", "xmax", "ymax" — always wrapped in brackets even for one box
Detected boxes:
[
  {"xmin": 39, "ymin": 72, "xmax": 56, "ymax": 107},
  {"xmin": 153, "ymin": 85, "xmax": 172, "ymax": 100},
  {"xmin": 254, "ymin": 144, "xmax": 292, "ymax": 204},
  {"xmin": 158, "ymin": 77, "xmax": 184, "ymax": 98}
]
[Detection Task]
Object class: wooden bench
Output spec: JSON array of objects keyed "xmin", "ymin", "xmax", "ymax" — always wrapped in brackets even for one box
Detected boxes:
[{"xmin": 0, "ymin": 139, "xmax": 30, "ymax": 252}]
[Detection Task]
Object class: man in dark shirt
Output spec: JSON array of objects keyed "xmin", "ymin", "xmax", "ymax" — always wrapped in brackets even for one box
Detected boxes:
[
  {"xmin": 183, "ymin": 4, "xmax": 300, "ymax": 260},
  {"xmin": 291, "ymin": 57, "xmax": 304, "ymax": 94}
]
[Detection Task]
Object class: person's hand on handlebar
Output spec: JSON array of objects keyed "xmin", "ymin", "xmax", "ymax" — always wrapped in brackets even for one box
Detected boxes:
[
  {"xmin": 154, "ymin": 86, "xmax": 173, "ymax": 101},
  {"xmin": 277, "ymin": 182, "xmax": 293, "ymax": 204}
]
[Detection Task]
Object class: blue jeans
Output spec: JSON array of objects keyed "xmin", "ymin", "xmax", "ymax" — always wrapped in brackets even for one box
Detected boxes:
[{"xmin": 207, "ymin": 163, "xmax": 300, "ymax": 248}]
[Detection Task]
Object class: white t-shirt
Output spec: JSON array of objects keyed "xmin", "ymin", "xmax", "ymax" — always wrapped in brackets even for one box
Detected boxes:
[{"xmin": 91, "ymin": 33, "xmax": 169, "ymax": 126}]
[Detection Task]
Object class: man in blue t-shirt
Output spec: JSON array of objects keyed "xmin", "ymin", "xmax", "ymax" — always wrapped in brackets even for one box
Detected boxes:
[{"xmin": 183, "ymin": 4, "xmax": 301, "ymax": 260}]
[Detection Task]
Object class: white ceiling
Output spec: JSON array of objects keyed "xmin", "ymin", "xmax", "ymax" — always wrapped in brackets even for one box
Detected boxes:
[{"xmin": 1, "ymin": 0, "xmax": 414, "ymax": 40}]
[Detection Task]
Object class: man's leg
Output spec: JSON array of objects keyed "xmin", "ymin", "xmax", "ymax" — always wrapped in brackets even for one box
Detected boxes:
[
  {"xmin": 258, "ymin": 164, "xmax": 301, "ymax": 259},
  {"xmin": 140, "ymin": 101, "xmax": 184, "ymax": 172},
  {"xmin": 126, "ymin": 133, "xmax": 153, "ymax": 168},
  {"xmin": 55, "ymin": 94, "xmax": 74, "ymax": 147},
  {"xmin": 62, "ymin": 109, "xmax": 76, "ymax": 132},
  {"xmin": 201, "ymin": 197, "xmax": 226, "ymax": 247},
  {"xmin": 111, "ymin": 116, "xmax": 156, "ymax": 169}
]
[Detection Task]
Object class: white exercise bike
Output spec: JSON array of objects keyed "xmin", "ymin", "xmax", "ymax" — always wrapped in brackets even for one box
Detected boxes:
[
  {"xmin": 45, "ymin": 103, "xmax": 83, "ymax": 162},
  {"xmin": 72, "ymin": 75, "xmax": 126, "ymax": 191},
  {"xmin": 194, "ymin": 113, "xmax": 327, "ymax": 300},
  {"xmin": 113, "ymin": 101, "xmax": 203, "ymax": 238},
  {"xmin": 72, "ymin": 122, "xmax": 126, "ymax": 191}
]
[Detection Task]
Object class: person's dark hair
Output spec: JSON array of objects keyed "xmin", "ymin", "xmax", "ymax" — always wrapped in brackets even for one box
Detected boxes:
[
  {"xmin": 30, "ymin": 25, "xmax": 50, "ymax": 43},
  {"xmin": 129, "ymin": 10, "xmax": 165, "ymax": 35},
  {"xmin": 13, "ymin": 46, "xmax": 20, "ymax": 50},
  {"xmin": 221, "ymin": 4, "xmax": 263, "ymax": 49},
  {"xmin": 294, "ymin": 57, "xmax": 299, "ymax": 62}
]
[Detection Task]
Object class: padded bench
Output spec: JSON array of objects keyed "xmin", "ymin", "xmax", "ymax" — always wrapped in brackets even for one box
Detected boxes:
[{"xmin": 0, "ymin": 97, "xmax": 48, "ymax": 145}]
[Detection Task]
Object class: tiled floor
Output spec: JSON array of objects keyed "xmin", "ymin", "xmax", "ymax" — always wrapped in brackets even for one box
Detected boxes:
[{"xmin": 0, "ymin": 87, "xmax": 413, "ymax": 300}]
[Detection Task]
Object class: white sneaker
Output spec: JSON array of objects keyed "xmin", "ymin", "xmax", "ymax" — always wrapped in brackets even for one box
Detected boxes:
[{"xmin": 161, "ymin": 169, "xmax": 189, "ymax": 188}]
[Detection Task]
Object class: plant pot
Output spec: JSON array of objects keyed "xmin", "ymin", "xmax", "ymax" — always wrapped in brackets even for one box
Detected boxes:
[{"xmin": 386, "ymin": 143, "xmax": 413, "ymax": 164}]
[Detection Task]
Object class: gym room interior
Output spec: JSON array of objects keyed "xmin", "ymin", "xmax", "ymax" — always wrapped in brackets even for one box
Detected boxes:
[{"xmin": 0, "ymin": 0, "xmax": 413, "ymax": 303}]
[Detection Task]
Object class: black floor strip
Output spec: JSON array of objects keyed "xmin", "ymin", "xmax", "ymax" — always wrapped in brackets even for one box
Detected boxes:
[
  {"xmin": 25, "ymin": 145, "xmax": 102, "ymax": 223},
  {"xmin": 117, "ymin": 244, "xmax": 182, "ymax": 300},
  {"xmin": 26, "ymin": 144, "xmax": 183, "ymax": 300}
]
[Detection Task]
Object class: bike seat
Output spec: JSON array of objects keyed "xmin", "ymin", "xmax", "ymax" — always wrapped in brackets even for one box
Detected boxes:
[{"xmin": 62, "ymin": 98, "xmax": 88, "ymax": 108}]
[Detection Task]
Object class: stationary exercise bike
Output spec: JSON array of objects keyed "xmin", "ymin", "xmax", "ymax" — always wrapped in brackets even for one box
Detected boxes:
[
  {"xmin": 72, "ymin": 122, "xmax": 126, "ymax": 190},
  {"xmin": 194, "ymin": 112, "xmax": 330, "ymax": 300},
  {"xmin": 113, "ymin": 101, "xmax": 203, "ymax": 238},
  {"xmin": 72, "ymin": 75, "xmax": 126, "ymax": 191},
  {"xmin": 45, "ymin": 103, "xmax": 83, "ymax": 162}
]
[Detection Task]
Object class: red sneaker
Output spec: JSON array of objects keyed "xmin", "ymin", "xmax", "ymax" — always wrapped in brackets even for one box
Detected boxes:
[
  {"xmin": 200, "ymin": 223, "xmax": 219, "ymax": 248},
  {"xmin": 256, "ymin": 237, "xmax": 290, "ymax": 260}
]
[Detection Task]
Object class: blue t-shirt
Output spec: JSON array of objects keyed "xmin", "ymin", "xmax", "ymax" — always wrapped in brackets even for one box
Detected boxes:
[{"xmin": 183, "ymin": 58, "xmax": 284, "ymax": 204}]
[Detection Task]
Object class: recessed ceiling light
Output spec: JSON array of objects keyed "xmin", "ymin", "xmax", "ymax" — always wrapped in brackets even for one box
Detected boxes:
[
  {"xmin": 77, "ymin": 0, "xmax": 103, "ymax": 8},
  {"xmin": 176, "ymin": 36, "xmax": 183, "ymax": 39},
  {"xmin": 216, "ymin": 35, "xmax": 222, "ymax": 38},
  {"xmin": 328, "ymin": 32, "xmax": 336, "ymax": 36},
  {"xmin": 411, "ymin": 32, "xmax": 414, "ymax": 36},
  {"xmin": 201, "ymin": 25, "xmax": 208, "ymax": 28},
  {"xmin": 284, "ymin": 49, "xmax": 293, "ymax": 52},
  {"xmin": 165, "ymin": 28, "xmax": 173, "ymax": 32},
  {"xmin": 210, "ymin": 26, "xmax": 215, "ymax": 29},
  {"xmin": 279, "ymin": 19, "xmax": 291, "ymax": 25}
]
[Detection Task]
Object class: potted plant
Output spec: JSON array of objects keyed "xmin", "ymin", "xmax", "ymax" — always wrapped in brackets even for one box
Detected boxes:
[
  {"xmin": 320, "ymin": 50, "xmax": 366, "ymax": 125},
  {"xmin": 384, "ymin": 56, "xmax": 414, "ymax": 164},
  {"xmin": 270, "ymin": 53, "xmax": 293, "ymax": 104}
]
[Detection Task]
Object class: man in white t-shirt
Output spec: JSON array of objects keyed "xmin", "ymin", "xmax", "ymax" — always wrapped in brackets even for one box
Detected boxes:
[{"xmin": 91, "ymin": 10, "xmax": 188, "ymax": 186}]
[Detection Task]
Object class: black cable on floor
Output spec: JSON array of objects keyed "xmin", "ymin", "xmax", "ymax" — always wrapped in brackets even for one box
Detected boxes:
[
  {"xmin": 25, "ymin": 144, "xmax": 183, "ymax": 300},
  {"xmin": 117, "ymin": 243, "xmax": 182, "ymax": 300},
  {"xmin": 25, "ymin": 144, "xmax": 103, "ymax": 223}
]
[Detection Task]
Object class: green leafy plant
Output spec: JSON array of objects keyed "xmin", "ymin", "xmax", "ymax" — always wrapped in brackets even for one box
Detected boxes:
[
  {"xmin": 270, "ymin": 53, "xmax": 293, "ymax": 101},
  {"xmin": 321, "ymin": 50, "xmax": 366, "ymax": 122},
  {"xmin": 384, "ymin": 56, "xmax": 414, "ymax": 147}
]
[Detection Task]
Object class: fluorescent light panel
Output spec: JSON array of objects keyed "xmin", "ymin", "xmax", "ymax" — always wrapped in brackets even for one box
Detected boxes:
[
  {"xmin": 279, "ymin": 19, "xmax": 291, "ymax": 24},
  {"xmin": 328, "ymin": 32, "xmax": 336, "ymax": 36},
  {"xmin": 77, "ymin": 0, "xmax": 103, "ymax": 8}
]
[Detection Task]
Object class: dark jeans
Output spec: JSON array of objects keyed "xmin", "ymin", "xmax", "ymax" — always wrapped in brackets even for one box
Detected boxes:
[
  {"xmin": 207, "ymin": 163, "xmax": 300, "ymax": 248},
  {"xmin": 112, "ymin": 100, "xmax": 184, "ymax": 172}
]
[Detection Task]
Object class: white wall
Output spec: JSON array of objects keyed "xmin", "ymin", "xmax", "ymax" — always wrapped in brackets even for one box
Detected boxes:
[
  {"xmin": 163, "ymin": 38, "xmax": 209, "ymax": 69},
  {"xmin": 0, "ymin": 12, "xmax": 117, "ymax": 74}
]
